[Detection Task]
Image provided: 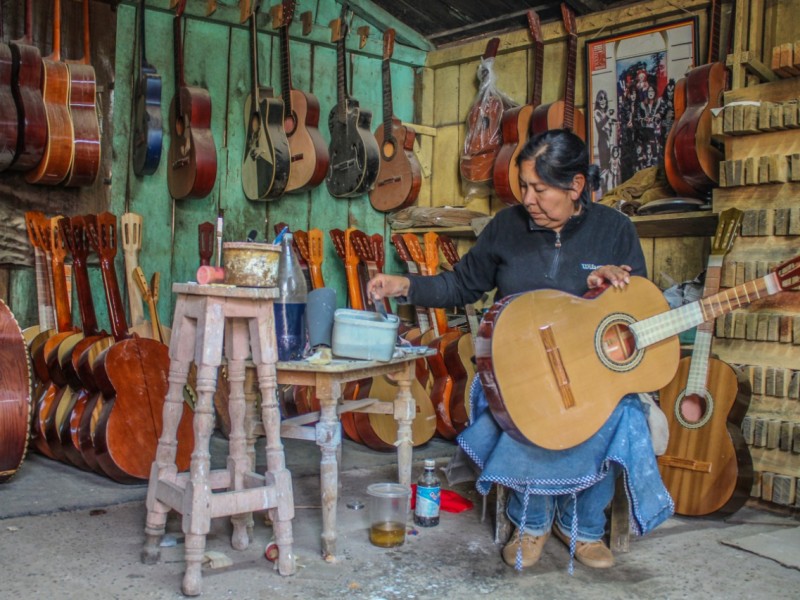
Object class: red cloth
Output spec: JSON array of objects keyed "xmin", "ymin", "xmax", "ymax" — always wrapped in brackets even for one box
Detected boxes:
[{"xmin": 410, "ymin": 484, "xmax": 474, "ymax": 513}]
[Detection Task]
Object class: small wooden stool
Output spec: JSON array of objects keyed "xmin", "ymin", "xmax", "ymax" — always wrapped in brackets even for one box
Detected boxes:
[{"xmin": 142, "ymin": 284, "xmax": 295, "ymax": 596}]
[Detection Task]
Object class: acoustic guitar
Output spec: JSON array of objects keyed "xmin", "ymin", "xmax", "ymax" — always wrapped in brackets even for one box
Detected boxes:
[
  {"xmin": 242, "ymin": 1, "xmax": 290, "ymax": 201},
  {"xmin": 0, "ymin": 299, "xmax": 30, "ymax": 483},
  {"xmin": 325, "ymin": 5, "xmax": 380, "ymax": 198},
  {"xmin": 658, "ymin": 209, "xmax": 753, "ymax": 516},
  {"xmin": 0, "ymin": 7, "xmax": 19, "ymax": 171},
  {"xmin": 494, "ymin": 11, "xmax": 543, "ymax": 205},
  {"xmin": 8, "ymin": 0, "xmax": 47, "ymax": 172},
  {"xmin": 63, "ymin": 0, "xmax": 101, "ymax": 187},
  {"xmin": 277, "ymin": 0, "xmax": 329, "ymax": 193},
  {"xmin": 132, "ymin": 0, "xmax": 163, "ymax": 177},
  {"xmin": 25, "ymin": 0, "xmax": 75, "ymax": 186},
  {"xmin": 167, "ymin": 0, "xmax": 217, "ymax": 200},
  {"xmin": 480, "ymin": 259, "xmax": 800, "ymax": 451},
  {"xmin": 529, "ymin": 4, "xmax": 585, "ymax": 140},
  {"xmin": 460, "ymin": 37, "xmax": 503, "ymax": 185},
  {"xmin": 663, "ymin": 76, "xmax": 699, "ymax": 198},
  {"xmin": 369, "ymin": 28, "xmax": 421, "ymax": 213}
]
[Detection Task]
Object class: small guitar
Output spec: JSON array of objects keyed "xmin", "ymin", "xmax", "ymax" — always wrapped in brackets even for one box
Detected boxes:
[
  {"xmin": 369, "ymin": 28, "xmax": 421, "ymax": 213},
  {"xmin": 494, "ymin": 11, "xmax": 543, "ymax": 205},
  {"xmin": 277, "ymin": 0, "xmax": 329, "ymax": 193},
  {"xmin": 242, "ymin": 1, "xmax": 290, "ymax": 201},
  {"xmin": 658, "ymin": 208, "xmax": 753, "ymax": 516},
  {"xmin": 480, "ymin": 258, "xmax": 800, "ymax": 451},
  {"xmin": 0, "ymin": 7, "xmax": 19, "ymax": 171},
  {"xmin": 25, "ymin": 0, "xmax": 75, "ymax": 186},
  {"xmin": 325, "ymin": 5, "xmax": 380, "ymax": 198},
  {"xmin": 530, "ymin": 4, "xmax": 586, "ymax": 140},
  {"xmin": 132, "ymin": 0, "xmax": 163, "ymax": 177},
  {"xmin": 8, "ymin": 0, "xmax": 46, "ymax": 171},
  {"xmin": 167, "ymin": 0, "xmax": 217, "ymax": 200},
  {"xmin": 63, "ymin": 0, "xmax": 101, "ymax": 187},
  {"xmin": 460, "ymin": 37, "xmax": 503, "ymax": 185}
]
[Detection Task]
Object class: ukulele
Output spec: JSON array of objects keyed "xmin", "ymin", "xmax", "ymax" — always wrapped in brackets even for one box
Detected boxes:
[
  {"xmin": 307, "ymin": 228, "xmax": 325, "ymax": 291},
  {"xmin": 494, "ymin": 11, "xmax": 543, "ymax": 205},
  {"xmin": 325, "ymin": 5, "xmax": 380, "ymax": 198},
  {"xmin": 8, "ymin": 0, "xmax": 46, "ymax": 171},
  {"xmin": 242, "ymin": 1, "xmax": 290, "ymax": 201},
  {"xmin": 479, "ymin": 258, "xmax": 800, "ymax": 451},
  {"xmin": 277, "ymin": 0, "xmax": 329, "ymax": 193},
  {"xmin": 658, "ymin": 209, "xmax": 753, "ymax": 516},
  {"xmin": 460, "ymin": 37, "xmax": 503, "ymax": 185},
  {"xmin": 63, "ymin": 0, "xmax": 101, "ymax": 187},
  {"xmin": 132, "ymin": 0, "xmax": 163, "ymax": 177},
  {"xmin": 667, "ymin": 0, "xmax": 726, "ymax": 196},
  {"xmin": 0, "ymin": 299, "xmax": 30, "ymax": 483},
  {"xmin": 369, "ymin": 28, "xmax": 421, "ymax": 213},
  {"xmin": 25, "ymin": 0, "xmax": 75, "ymax": 186},
  {"xmin": 167, "ymin": 0, "xmax": 217, "ymax": 200},
  {"xmin": 0, "ymin": 7, "xmax": 18, "ymax": 171},
  {"xmin": 530, "ymin": 4, "xmax": 586, "ymax": 140}
]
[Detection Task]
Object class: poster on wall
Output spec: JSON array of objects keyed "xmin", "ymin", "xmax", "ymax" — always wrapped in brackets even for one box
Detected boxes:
[{"xmin": 585, "ymin": 18, "xmax": 697, "ymax": 198}]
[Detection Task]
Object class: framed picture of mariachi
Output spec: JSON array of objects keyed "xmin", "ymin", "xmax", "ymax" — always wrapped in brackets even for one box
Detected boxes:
[{"xmin": 585, "ymin": 18, "xmax": 698, "ymax": 198}]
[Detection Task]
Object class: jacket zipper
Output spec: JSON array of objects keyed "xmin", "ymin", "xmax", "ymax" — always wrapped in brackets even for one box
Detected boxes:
[{"xmin": 548, "ymin": 232, "xmax": 562, "ymax": 279}]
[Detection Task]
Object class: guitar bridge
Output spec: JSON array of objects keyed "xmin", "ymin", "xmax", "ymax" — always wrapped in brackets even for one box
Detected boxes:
[{"xmin": 332, "ymin": 159, "xmax": 357, "ymax": 172}]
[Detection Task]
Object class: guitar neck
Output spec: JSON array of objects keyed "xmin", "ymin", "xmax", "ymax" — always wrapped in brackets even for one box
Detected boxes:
[
  {"xmin": 81, "ymin": 0, "xmax": 91, "ymax": 64},
  {"xmin": 33, "ymin": 247, "xmax": 55, "ymax": 330},
  {"xmin": 532, "ymin": 38, "xmax": 543, "ymax": 107},
  {"xmin": 51, "ymin": 0, "xmax": 62, "ymax": 61},
  {"xmin": 173, "ymin": 9, "xmax": 184, "ymax": 115},
  {"xmin": 381, "ymin": 55, "xmax": 393, "ymax": 137},
  {"xmin": 138, "ymin": 0, "xmax": 149, "ymax": 74},
  {"xmin": 708, "ymin": 0, "xmax": 721, "ymax": 64},
  {"xmin": 563, "ymin": 33, "xmax": 576, "ymax": 130},
  {"xmin": 335, "ymin": 18, "xmax": 348, "ymax": 119},
  {"xmin": 279, "ymin": 21, "xmax": 293, "ymax": 115}
]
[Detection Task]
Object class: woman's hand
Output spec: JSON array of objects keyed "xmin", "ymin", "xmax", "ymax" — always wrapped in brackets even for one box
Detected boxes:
[
  {"xmin": 587, "ymin": 264, "xmax": 633, "ymax": 289},
  {"xmin": 366, "ymin": 274, "xmax": 411, "ymax": 300}
]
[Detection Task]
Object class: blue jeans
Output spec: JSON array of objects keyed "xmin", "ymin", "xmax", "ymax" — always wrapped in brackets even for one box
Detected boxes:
[{"xmin": 506, "ymin": 462, "xmax": 620, "ymax": 541}]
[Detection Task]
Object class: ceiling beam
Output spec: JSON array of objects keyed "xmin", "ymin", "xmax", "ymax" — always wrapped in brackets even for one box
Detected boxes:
[{"xmin": 336, "ymin": 0, "xmax": 434, "ymax": 51}]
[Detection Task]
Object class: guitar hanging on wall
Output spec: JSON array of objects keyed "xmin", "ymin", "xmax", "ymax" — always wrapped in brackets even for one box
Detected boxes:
[
  {"xmin": 369, "ymin": 28, "xmax": 421, "ymax": 213},
  {"xmin": 0, "ymin": 4, "xmax": 19, "ymax": 171},
  {"xmin": 132, "ymin": 0, "xmax": 162, "ymax": 176},
  {"xmin": 167, "ymin": 0, "xmax": 217, "ymax": 200},
  {"xmin": 325, "ymin": 3, "xmax": 379, "ymax": 198}
]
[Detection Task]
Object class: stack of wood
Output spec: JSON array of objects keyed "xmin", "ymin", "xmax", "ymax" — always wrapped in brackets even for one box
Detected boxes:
[{"xmin": 771, "ymin": 42, "xmax": 800, "ymax": 78}]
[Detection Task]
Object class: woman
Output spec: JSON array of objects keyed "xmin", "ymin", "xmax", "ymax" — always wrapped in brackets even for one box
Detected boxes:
[{"xmin": 367, "ymin": 129, "xmax": 673, "ymax": 572}]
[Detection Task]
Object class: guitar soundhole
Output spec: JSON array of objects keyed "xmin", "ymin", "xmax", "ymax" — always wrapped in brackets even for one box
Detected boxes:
[
  {"xmin": 675, "ymin": 392, "xmax": 713, "ymax": 429},
  {"xmin": 382, "ymin": 139, "xmax": 396, "ymax": 161},
  {"xmin": 595, "ymin": 313, "xmax": 643, "ymax": 372},
  {"xmin": 284, "ymin": 112, "xmax": 298, "ymax": 136}
]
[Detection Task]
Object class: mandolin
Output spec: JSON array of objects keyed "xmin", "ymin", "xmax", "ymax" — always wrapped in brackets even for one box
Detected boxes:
[
  {"xmin": 369, "ymin": 28, "xmax": 421, "ymax": 213},
  {"xmin": 25, "ymin": 0, "xmax": 75, "ymax": 186},
  {"xmin": 278, "ymin": 0, "xmax": 329, "ymax": 193},
  {"xmin": 167, "ymin": 0, "xmax": 217, "ymax": 200},
  {"xmin": 63, "ymin": 0, "xmax": 101, "ymax": 187},
  {"xmin": 480, "ymin": 259, "xmax": 800, "ymax": 451},
  {"xmin": 325, "ymin": 5, "xmax": 380, "ymax": 198},
  {"xmin": 658, "ymin": 209, "xmax": 753, "ymax": 516},
  {"xmin": 8, "ymin": 0, "xmax": 46, "ymax": 172},
  {"xmin": 0, "ymin": 299, "xmax": 31, "ymax": 483},
  {"xmin": 460, "ymin": 37, "xmax": 503, "ymax": 185},
  {"xmin": 529, "ymin": 4, "xmax": 586, "ymax": 140},
  {"xmin": 494, "ymin": 11, "xmax": 543, "ymax": 205},
  {"xmin": 242, "ymin": 1, "xmax": 290, "ymax": 201},
  {"xmin": 132, "ymin": 0, "xmax": 163, "ymax": 177},
  {"xmin": 0, "ymin": 7, "xmax": 18, "ymax": 171}
]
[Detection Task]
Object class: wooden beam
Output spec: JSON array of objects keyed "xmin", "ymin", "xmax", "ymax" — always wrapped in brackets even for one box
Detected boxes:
[{"xmin": 333, "ymin": 0, "xmax": 434, "ymax": 51}]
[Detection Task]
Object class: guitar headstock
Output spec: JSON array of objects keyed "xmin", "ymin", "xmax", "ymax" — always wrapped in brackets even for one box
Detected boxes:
[
  {"xmin": 198, "ymin": 221, "xmax": 214, "ymax": 266},
  {"xmin": 349, "ymin": 229, "xmax": 374, "ymax": 264},
  {"xmin": 50, "ymin": 216, "xmax": 68, "ymax": 265},
  {"xmin": 371, "ymin": 234, "xmax": 385, "ymax": 272},
  {"xmin": 561, "ymin": 3, "xmax": 577, "ymax": 37},
  {"xmin": 293, "ymin": 230, "xmax": 311, "ymax": 263},
  {"xmin": 527, "ymin": 10, "xmax": 542, "ymax": 45},
  {"xmin": 483, "ymin": 37, "xmax": 500, "ymax": 59},
  {"xmin": 344, "ymin": 228, "xmax": 360, "ymax": 267},
  {"xmin": 710, "ymin": 208, "xmax": 743, "ymax": 256},
  {"xmin": 391, "ymin": 233, "xmax": 412, "ymax": 263},
  {"xmin": 401, "ymin": 233, "xmax": 425, "ymax": 272},
  {"xmin": 86, "ymin": 212, "xmax": 118, "ymax": 261},
  {"xmin": 308, "ymin": 229, "xmax": 324, "ymax": 268},
  {"xmin": 62, "ymin": 215, "xmax": 92, "ymax": 263},
  {"xmin": 438, "ymin": 234, "xmax": 460, "ymax": 268},
  {"xmin": 282, "ymin": 0, "xmax": 296, "ymax": 27},
  {"xmin": 133, "ymin": 266, "xmax": 153, "ymax": 303},
  {"xmin": 120, "ymin": 212, "xmax": 143, "ymax": 253},
  {"xmin": 25, "ymin": 211, "xmax": 47, "ymax": 251},
  {"xmin": 423, "ymin": 231, "xmax": 440, "ymax": 275},
  {"xmin": 775, "ymin": 254, "xmax": 800, "ymax": 291},
  {"xmin": 383, "ymin": 28, "xmax": 395, "ymax": 61},
  {"xmin": 329, "ymin": 228, "xmax": 346, "ymax": 262}
]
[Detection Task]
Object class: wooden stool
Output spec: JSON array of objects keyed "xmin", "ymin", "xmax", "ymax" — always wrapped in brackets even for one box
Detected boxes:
[{"xmin": 142, "ymin": 284, "xmax": 295, "ymax": 596}]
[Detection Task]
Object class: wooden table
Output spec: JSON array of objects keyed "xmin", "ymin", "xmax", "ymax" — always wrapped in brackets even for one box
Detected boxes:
[{"xmin": 275, "ymin": 354, "xmax": 424, "ymax": 561}]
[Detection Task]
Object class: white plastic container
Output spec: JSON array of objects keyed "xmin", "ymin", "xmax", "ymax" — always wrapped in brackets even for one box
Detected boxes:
[{"xmin": 331, "ymin": 309, "xmax": 400, "ymax": 361}]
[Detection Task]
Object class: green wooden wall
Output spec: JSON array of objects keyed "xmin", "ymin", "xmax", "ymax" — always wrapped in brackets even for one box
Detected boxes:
[{"xmin": 106, "ymin": 0, "xmax": 424, "ymax": 328}]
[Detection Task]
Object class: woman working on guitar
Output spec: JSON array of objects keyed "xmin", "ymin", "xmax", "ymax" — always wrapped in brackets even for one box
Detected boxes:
[{"xmin": 367, "ymin": 129, "xmax": 673, "ymax": 572}]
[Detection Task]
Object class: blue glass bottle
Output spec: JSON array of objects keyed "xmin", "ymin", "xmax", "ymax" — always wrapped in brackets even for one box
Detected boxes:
[{"xmin": 274, "ymin": 233, "xmax": 308, "ymax": 361}]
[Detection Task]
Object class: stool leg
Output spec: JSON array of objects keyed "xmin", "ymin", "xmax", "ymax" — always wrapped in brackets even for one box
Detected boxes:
[
  {"xmin": 394, "ymin": 365, "xmax": 415, "ymax": 488},
  {"xmin": 315, "ymin": 377, "xmax": 341, "ymax": 561}
]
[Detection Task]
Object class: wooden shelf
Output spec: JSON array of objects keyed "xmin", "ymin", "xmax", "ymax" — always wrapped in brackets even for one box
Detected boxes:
[
  {"xmin": 390, "ymin": 226, "xmax": 477, "ymax": 237},
  {"xmin": 631, "ymin": 211, "xmax": 718, "ymax": 238}
]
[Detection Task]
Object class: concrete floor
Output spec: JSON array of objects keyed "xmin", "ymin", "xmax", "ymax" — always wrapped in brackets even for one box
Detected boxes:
[{"xmin": 1, "ymin": 435, "xmax": 799, "ymax": 600}]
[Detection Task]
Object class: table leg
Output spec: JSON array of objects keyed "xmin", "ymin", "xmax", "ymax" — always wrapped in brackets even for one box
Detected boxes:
[
  {"xmin": 394, "ymin": 363, "xmax": 415, "ymax": 488},
  {"xmin": 315, "ymin": 376, "xmax": 341, "ymax": 561}
]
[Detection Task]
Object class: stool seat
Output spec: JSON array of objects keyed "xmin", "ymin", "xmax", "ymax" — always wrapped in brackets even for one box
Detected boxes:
[{"xmin": 142, "ymin": 284, "xmax": 295, "ymax": 596}]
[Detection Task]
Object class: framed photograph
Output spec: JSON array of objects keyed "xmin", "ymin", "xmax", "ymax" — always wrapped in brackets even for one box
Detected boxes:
[{"xmin": 585, "ymin": 18, "xmax": 698, "ymax": 198}]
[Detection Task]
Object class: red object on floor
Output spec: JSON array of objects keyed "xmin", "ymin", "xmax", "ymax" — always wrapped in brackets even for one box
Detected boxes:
[{"xmin": 411, "ymin": 484, "xmax": 474, "ymax": 513}]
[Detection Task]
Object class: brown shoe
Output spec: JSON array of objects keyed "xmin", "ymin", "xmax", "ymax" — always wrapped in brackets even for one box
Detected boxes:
[
  {"xmin": 501, "ymin": 529, "xmax": 550, "ymax": 568},
  {"xmin": 553, "ymin": 526, "xmax": 614, "ymax": 569}
]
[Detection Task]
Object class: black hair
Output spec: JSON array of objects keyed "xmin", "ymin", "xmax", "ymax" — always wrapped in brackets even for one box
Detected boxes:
[{"xmin": 516, "ymin": 128, "xmax": 600, "ymax": 207}]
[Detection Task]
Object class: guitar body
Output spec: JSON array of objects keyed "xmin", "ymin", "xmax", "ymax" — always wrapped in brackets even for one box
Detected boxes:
[
  {"xmin": 658, "ymin": 356, "xmax": 753, "ymax": 516},
  {"xmin": 326, "ymin": 101, "xmax": 380, "ymax": 197},
  {"xmin": 285, "ymin": 88, "xmax": 329, "ymax": 192},
  {"xmin": 0, "ymin": 42, "xmax": 18, "ymax": 170},
  {"xmin": 369, "ymin": 117, "xmax": 421, "ymax": 212},
  {"xmin": 664, "ymin": 76, "xmax": 700, "ymax": 197},
  {"xmin": 420, "ymin": 329, "xmax": 460, "ymax": 440},
  {"xmin": 242, "ymin": 89, "xmax": 290, "ymax": 200},
  {"xmin": 493, "ymin": 104, "xmax": 533, "ymax": 205},
  {"xmin": 64, "ymin": 62, "xmax": 100, "ymax": 187},
  {"xmin": 671, "ymin": 61, "xmax": 727, "ymax": 194},
  {"xmin": 0, "ymin": 300, "xmax": 31, "ymax": 483},
  {"xmin": 460, "ymin": 94, "xmax": 504, "ymax": 185},
  {"xmin": 8, "ymin": 40, "xmax": 46, "ymax": 171},
  {"xmin": 443, "ymin": 331, "xmax": 472, "ymax": 431},
  {"xmin": 167, "ymin": 86, "xmax": 217, "ymax": 199},
  {"xmin": 25, "ymin": 58, "xmax": 74, "ymax": 185},
  {"xmin": 478, "ymin": 278, "xmax": 680, "ymax": 450},
  {"xmin": 132, "ymin": 69, "xmax": 163, "ymax": 176},
  {"xmin": 530, "ymin": 101, "xmax": 586, "ymax": 140}
]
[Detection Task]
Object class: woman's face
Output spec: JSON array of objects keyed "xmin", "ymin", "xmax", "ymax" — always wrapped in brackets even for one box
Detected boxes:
[
  {"xmin": 598, "ymin": 93, "xmax": 607, "ymax": 107},
  {"xmin": 519, "ymin": 159, "xmax": 584, "ymax": 233}
]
